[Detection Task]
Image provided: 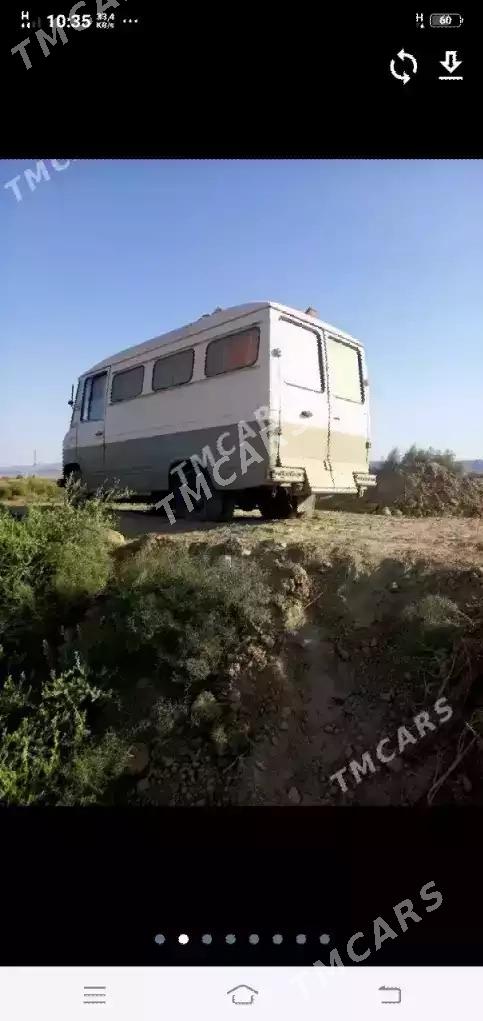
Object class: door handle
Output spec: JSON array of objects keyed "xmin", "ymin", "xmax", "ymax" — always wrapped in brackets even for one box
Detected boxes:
[
  {"xmin": 95, "ymin": 430, "xmax": 104, "ymax": 436},
  {"xmin": 300, "ymin": 410, "xmax": 313, "ymax": 418},
  {"xmin": 333, "ymin": 416, "xmax": 340, "ymax": 421}
]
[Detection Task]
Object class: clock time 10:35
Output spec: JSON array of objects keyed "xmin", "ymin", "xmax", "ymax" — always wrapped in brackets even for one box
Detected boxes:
[{"xmin": 47, "ymin": 12, "xmax": 93, "ymax": 27}]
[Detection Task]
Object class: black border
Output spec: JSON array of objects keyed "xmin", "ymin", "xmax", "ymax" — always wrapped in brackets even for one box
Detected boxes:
[
  {"xmin": 3, "ymin": 4, "xmax": 479, "ymax": 157},
  {"xmin": 1, "ymin": 808, "xmax": 483, "ymax": 964},
  {"xmin": 2, "ymin": 2, "xmax": 481, "ymax": 972}
]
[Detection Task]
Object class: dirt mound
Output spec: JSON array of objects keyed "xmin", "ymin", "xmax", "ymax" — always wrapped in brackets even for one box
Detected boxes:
[{"xmin": 369, "ymin": 462, "xmax": 483, "ymax": 517}]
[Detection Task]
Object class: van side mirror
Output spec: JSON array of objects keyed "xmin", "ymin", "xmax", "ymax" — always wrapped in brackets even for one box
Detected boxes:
[{"xmin": 68, "ymin": 383, "xmax": 74, "ymax": 407}]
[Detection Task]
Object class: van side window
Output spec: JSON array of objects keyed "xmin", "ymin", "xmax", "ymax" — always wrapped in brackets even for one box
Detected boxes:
[
  {"xmin": 152, "ymin": 349, "xmax": 194, "ymax": 391},
  {"xmin": 325, "ymin": 337, "xmax": 364, "ymax": 403},
  {"xmin": 81, "ymin": 372, "xmax": 108, "ymax": 422},
  {"xmin": 205, "ymin": 328, "xmax": 259, "ymax": 377},
  {"xmin": 111, "ymin": 365, "xmax": 144, "ymax": 403}
]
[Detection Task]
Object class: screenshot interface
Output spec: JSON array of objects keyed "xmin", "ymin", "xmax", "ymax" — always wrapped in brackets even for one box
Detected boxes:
[{"xmin": 1, "ymin": 2, "xmax": 481, "ymax": 1011}]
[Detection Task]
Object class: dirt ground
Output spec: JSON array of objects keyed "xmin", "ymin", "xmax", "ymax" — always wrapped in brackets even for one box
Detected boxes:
[
  {"xmin": 3, "ymin": 499, "xmax": 482, "ymax": 805},
  {"xmin": 111, "ymin": 507, "xmax": 483, "ymax": 808},
  {"xmin": 113, "ymin": 506, "xmax": 483, "ymax": 570},
  {"xmin": 5, "ymin": 501, "xmax": 482, "ymax": 569}
]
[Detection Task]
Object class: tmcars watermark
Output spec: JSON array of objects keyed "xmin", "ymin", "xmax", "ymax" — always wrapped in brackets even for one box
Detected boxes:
[
  {"xmin": 289, "ymin": 879, "xmax": 443, "ymax": 998},
  {"xmin": 329, "ymin": 697, "xmax": 453, "ymax": 794},
  {"xmin": 4, "ymin": 159, "xmax": 76, "ymax": 204},
  {"xmin": 154, "ymin": 405, "xmax": 309, "ymax": 525}
]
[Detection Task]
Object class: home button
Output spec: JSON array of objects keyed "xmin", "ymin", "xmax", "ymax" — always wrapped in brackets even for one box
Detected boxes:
[{"xmin": 226, "ymin": 985, "xmax": 259, "ymax": 1006}]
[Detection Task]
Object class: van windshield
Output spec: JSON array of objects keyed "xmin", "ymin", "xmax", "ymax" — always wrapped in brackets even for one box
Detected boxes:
[{"xmin": 70, "ymin": 381, "xmax": 81, "ymax": 426}]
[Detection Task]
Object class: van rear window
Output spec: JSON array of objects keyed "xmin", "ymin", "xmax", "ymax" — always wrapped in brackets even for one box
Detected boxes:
[
  {"xmin": 152, "ymin": 349, "xmax": 194, "ymax": 391},
  {"xmin": 111, "ymin": 365, "xmax": 144, "ymax": 403},
  {"xmin": 205, "ymin": 328, "xmax": 259, "ymax": 377},
  {"xmin": 325, "ymin": 337, "xmax": 364, "ymax": 403}
]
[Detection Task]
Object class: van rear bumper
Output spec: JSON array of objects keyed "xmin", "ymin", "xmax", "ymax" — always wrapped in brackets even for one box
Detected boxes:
[
  {"xmin": 353, "ymin": 471, "xmax": 377, "ymax": 488},
  {"xmin": 268, "ymin": 467, "xmax": 378, "ymax": 492},
  {"xmin": 269, "ymin": 466, "xmax": 306, "ymax": 483}
]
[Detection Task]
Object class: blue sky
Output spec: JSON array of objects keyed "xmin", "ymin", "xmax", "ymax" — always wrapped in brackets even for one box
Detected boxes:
[{"xmin": 1, "ymin": 158, "xmax": 482, "ymax": 464}]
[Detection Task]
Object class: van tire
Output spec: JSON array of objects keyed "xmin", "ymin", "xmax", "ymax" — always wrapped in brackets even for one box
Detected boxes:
[
  {"xmin": 258, "ymin": 488, "xmax": 294, "ymax": 520},
  {"xmin": 64, "ymin": 465, "xmax": 82, "ymax": 485},
  {"xmin": 190, "ymin": 491, "xmax": 235, "ymax": 523},
  {"xmin": 63, "ymin": 466, "xmax": 88, "ymax": 505},
  {"xmin": 219, "ymin": 496, "xmax": 235, "ymax": 522},
  {"xmin": 168, "ymin": 464, "xmax": 234, "ymax": 523}
]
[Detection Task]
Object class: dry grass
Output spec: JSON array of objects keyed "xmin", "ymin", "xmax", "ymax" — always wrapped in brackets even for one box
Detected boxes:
[
  {"xmin": 0, "ymin": 476, "xmax": 61, "ymax": 504},
  {"xmin": 112, "ymin": 507, "xmax": 483, "ymax": 572}
]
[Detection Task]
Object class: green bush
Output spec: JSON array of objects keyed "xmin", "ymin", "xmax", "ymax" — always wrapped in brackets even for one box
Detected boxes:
[
  {"xmin": 382, "ymin": 446, "xmax": 463, "ymax": 475},
  {"xmin": 0, "ymin": 488, "xmax": 115, "ymax": 666},
  {"xmin": 76, "ymin": 546, "xmax": 272, "ymax": 696},
  {"xmin": 399, "ymin": 594, "xmax": 467, "ymax": 655},
  {"xmin": 0, "ymin": 475, "xmax": 60, "ymax": 502},
  {"xmin": 0, "ymin": 659, "xmax": 129, "ymax": 805},
  {"xmin": 384, "ymin": 447, "xmax": 401, "ymax": 468},
  {"xmin": 0, "ymin": 510, "xmax": 40, "ymax": 649},
  {"xmin": 0, "ymin": 486, "xmax": 275, "ymax": 803}
]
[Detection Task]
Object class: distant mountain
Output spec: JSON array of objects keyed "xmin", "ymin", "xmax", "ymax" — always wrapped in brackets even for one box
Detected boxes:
[
  {"xmin": 3, "ymin": 458, "xmax": 483, "ymax": 481},
  {"xmin": 0, "ymin": 463, "xmax": 61, "ymax": 479},
  {"xmin": 460, "ymin": 460, "xmax": 483, "ymax": 474},
  {"xmin": 370, "ymin": 459, "xmax": 483, "ymax": 475}
]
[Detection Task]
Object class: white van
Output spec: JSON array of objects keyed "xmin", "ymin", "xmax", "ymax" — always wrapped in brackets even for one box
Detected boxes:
[{"xmin": 62, "ymin": 302, "xmax": 376, "ymax": 520}]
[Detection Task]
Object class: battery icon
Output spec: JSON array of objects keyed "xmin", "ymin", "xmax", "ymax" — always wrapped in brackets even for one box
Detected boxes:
[{"xmin": 430, "ymin": 13, "xmax": 464, "ymax": 27}]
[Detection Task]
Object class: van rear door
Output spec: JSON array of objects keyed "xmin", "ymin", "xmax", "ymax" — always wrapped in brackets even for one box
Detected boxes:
[
  {"xmin": 324, "ymin": 333, "xmax": 369, "ymax": 489},
  {"xmin": 276, "ymin": 316, "xmax": 333, "ymax": 491}
]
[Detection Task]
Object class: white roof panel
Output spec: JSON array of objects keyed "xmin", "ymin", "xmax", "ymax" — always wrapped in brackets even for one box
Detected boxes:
[{"xmin": 82, "ymin": 301, "xmax": 360, "ymax": 376}]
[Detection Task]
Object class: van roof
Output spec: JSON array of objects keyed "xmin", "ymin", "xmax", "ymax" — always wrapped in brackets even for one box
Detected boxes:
[{"xmin": 83, "ymin": 301, "xmax": 361, "ymax": 375}]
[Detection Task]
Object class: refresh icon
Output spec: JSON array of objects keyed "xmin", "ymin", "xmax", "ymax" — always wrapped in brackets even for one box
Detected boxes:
[{"xmin": 390, "ymin": 48, "xmax": 418, "ymax": 84}]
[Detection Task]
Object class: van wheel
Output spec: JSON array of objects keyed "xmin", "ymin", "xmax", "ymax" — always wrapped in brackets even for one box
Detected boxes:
[
  {"xmin": 191, "ymin": 494, "xmax": 233, "ymax": 526},
  {"xmin": 64, "ymin": 466, "xmax": 82, "ymax": 485},
  {"xmin": 64, "ymin": 467, "xmax": 87, "ymax": 505},
  {"xmin": 191, "ymin": 490, "xmax": 236, "ymax": 523},
  {"xmin": 258, "ymin": 488, "xmax": 294, "ymax": 520},
  {"xmin": 219, "ymin": 496, "xmax": 235, "ymax": 521},
  {"xmin": 169, "ymin": 465, "xmax": 234, "ymax": 523}
]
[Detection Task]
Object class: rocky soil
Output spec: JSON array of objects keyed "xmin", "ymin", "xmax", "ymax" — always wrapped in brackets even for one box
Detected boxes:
[
  {"xmin": 329, "ymin": 462, "xmax": 483, "ymax": 518},
  {"xmin": 110, "ymin": 510, "xmax": 483, "ymax": 808}
]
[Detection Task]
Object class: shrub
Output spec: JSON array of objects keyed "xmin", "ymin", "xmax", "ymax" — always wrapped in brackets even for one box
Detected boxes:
[
  {"xmin": 77, "ymin": 546, "xmax": 272, "ymax": 697},
  {"xmin": 191, "ymin": 690, "xmax": 222, "ymax": 726},
  {"xmin": 399, "ymin": 594, "xmax": 467, "ymax": 655},
  {"xmin": 0, "ymin": 509, "xmax": 40, "ymax": 650},
  {"xmin": 0, "ymin": 659, "xmax": 129, "ymax": 805},
  {"xmin": 149, "ymin": 696, "xmax": 180, "ymax": 738},
  {"xmin": 381, "ymin": 446, "xmax": 463, "ymax": 475},
  {"xmin": 384, "ymin": 447, "xmax": 401, "ymax": 468},
  {"xmin": 401, "ymin": 446, "xmax": 463, "ymax": 474},
  {"xmin": 0, "ymin": 489, "xmax": 115, "ymax": 668},
  {"xmin": 0, "ymin": 475, "xmax": 60, "ymax": 503},
  {"xmin": 24, "ymin": 476, "xmax": 60, "ymax": 500}
]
